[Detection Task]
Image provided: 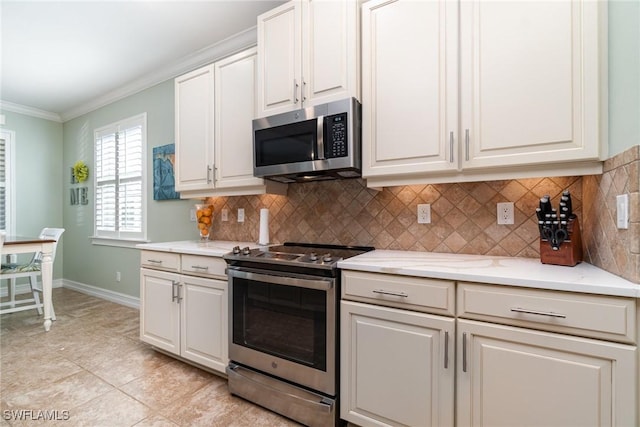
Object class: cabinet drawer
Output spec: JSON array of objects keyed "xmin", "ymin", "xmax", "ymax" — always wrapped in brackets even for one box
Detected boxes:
[
  {"xmin": 457, "ymin": 282, "xmax": 637, "ymax": 344},
  {"xmin": 342, "ymin": 270, "xmax": 455, "ymax": 316},
  {"xmin": 181, "ymin": 255, "xmax": 227, "ymax": 279},
  {"xmin": 140, "ymin": 250, "xmax": 180, "ymax": 272}
]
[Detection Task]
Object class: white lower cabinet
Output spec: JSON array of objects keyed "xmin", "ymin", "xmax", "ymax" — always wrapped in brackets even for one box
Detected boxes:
[
  {"xmin": 341, "ymin": 301, "xmax": 455, "ymax": 427},
  {"xmin": 341, "ymin": 272, "xmax": 638, "ymax": 427},
  {"xmin": 340, "ymin": 271, "xmax": 455, "ymax": 427},
  {"xmin": 140, "ymin": 268, "xmax": 181, "ymax": 354},
  {"xmin": 180, "ymin": 275, "xmax": 227, "ymax": 373},
  {"xmin": 140, "ymin": 252, "xmax": 228, "ymax": 374},
  {"xmin": 457, "ymin": 319, "xmax": 636, "ymax": 427}
]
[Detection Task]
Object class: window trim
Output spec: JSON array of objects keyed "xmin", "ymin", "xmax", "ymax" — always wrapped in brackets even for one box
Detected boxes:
[
  {"xmin": 92, "ymin": 113, "xmax": 147, "ymax": 244},
  {"xmin": 0, "ymin": 128, "xmax": 16, "ymax": 236}
]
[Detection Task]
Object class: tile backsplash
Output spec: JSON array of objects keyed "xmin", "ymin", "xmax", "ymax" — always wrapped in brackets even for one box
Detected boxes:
[
  {"xmin": 207, "ymin": 176, "xmax": 583, "ymax": 259},
  {"xmin": 206, "ymin": 146, "xmax": 640, "ymax": 283},
  {"xmin": 583, "ymin": 145, "xmax": 639, "ymax": 283}
]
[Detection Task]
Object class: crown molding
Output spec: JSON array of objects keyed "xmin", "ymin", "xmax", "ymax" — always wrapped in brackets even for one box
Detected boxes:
[
  {"xmin": 60, "ymin": 26, "xmax": 258, "ymax": 122},
  {"xmin": 0, "ymin": 100, "xmax": 62, "ymax": 123}
]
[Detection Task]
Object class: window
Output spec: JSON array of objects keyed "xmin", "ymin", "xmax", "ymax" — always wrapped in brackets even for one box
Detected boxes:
[
  {"xmin": 94, "ymin": 113, "xmax": 147, "ymax": 244},
  {"xmin": 0, "ymin": 128, "xmax": 16, "ymax": 235}
]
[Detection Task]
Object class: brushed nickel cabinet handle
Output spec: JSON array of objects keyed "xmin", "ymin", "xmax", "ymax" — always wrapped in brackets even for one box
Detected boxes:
[
  {"xmin": 302, "ymin": 80, "xmax": 307, "ymax": 103},
  {"xmin": 191, "ymin": 265, "xmax": 209, "ymax": 270},
  {"xmin": 444, "ymin": 331, "xmax": 449, "ymax": 369},
  {"xmin": 294, "ymin": 79, "xmax": 299, "ymax": 104},
  {"xmin": 372, "ymin": 289, "xmax": 408, "ymax": 298},
  {"xmin": 462, "ymin": 332, "xmax": 468, "ymax": 373},
  {"xmin": 510, "ymin": 307, "xmax": 567, "ymax": 318},
  {"xmin": 465, "ymin": 129, "xmax": 470, "ymax": 161},
  {"xmin": 176, "ymin": 283, "xmax": 183, "ymax": 303},
  {"xmin": 207, "ymin": 165, "xmax": 213, "ymax": 184},
  {"xmin": 171, "ymin": 280, "xmax": 179, "ymax": 302},
  {"xmin": 449, "ymin": 131, "xmax": 454, "ymax": 163},
  {"xmin": 147, "ymin": 259, "xmax": 163, "ymax": 264}
]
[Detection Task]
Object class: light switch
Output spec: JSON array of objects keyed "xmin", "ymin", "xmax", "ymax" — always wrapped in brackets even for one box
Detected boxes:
[
  {"xmin": 238, "ymin": 208, "xmax": 245, "ymax": 223},
  {"xmin": 616, "ymin": 194, "xmax": 629, "ymax": 229}
]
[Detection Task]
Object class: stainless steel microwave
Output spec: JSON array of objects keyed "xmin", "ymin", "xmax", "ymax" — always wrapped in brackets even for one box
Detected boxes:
[{"xmin": 253, "ymin": 98, "xmax": 361, "ymax": 183}]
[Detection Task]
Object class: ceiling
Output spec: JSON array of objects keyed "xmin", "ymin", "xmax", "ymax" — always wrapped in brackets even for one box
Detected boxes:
[{"xmin": 0, "ymin": 0, "xmax": 285, "ymax": 122}]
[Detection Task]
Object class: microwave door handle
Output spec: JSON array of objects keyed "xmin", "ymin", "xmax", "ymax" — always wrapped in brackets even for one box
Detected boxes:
[{"xmin": 316, "ymin": 115, "xmax": 325, "ymax": 160}]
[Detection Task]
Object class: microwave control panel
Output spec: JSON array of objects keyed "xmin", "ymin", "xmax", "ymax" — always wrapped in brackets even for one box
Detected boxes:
[{"xmin": 325, "ymin": 113, "xmax": 348, "ymax": 158}]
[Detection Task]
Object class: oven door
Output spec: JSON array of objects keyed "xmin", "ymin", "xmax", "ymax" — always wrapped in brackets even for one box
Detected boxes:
[{"xmin": 227, "ymin": 266, "xmax": 336, "ymax": 396}]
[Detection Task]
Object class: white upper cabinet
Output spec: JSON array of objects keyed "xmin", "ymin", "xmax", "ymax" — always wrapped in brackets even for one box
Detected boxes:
[
  {"xmin": 362, "ymin": 0, "xmax": 459, "ymax": 178},
  {"xmin": 214, "ymin": 48, "xmax": 266, "ymax": 190},
  {"xmin": 174, "ymin": 51, "xmax": 286, "ymax": 197},
  {"xmin": 256, "ymin": 0, "xmax": 359, "ymax": 118},
  {"xmin": 459, "ymin": 0, "xmax": 604, "ymax": 169},
  {"xmin": 174, "ymin": 65, "xmax": 215, "ymax": 192},
  {"xmin": 363, "ymin": 0, "xmax": 607, "ymax": 187}
]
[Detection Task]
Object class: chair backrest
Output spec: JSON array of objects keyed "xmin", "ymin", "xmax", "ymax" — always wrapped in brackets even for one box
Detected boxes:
[{"xmin": 36, "ymin": 228, "xmax": 65, "ymax": 263}]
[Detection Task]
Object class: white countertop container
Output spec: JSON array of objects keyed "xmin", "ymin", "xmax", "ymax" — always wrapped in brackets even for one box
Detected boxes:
[{"xmin": 338, "ymin": 250, "xmax": 640, "ymax": 298}]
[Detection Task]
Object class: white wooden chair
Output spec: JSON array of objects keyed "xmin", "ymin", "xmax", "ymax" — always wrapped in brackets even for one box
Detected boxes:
[{"xmin": 0, "ymin": 228, "xmax": 65, "ymax": 317}]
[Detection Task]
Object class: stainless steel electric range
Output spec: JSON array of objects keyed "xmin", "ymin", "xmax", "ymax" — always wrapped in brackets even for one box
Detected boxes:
[{"xmin": 224, "ymin": 242, "xmax": 374, "ymax": 427}]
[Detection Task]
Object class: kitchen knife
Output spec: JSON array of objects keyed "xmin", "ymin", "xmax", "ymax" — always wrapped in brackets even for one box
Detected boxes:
[
  {"xmin": 561, "ymin": 190, "xmax": 574, "ymax": 219},
  {"xmin": 539, "ymin": 195, "xmax": 552, "ymax": 216}
]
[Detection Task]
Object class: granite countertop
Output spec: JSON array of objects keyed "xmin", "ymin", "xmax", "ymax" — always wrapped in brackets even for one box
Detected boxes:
[
  {"xmin": 136, "ymin": 240, "xmax": 262, "ymax": 257},
  {"xmin": 338, "ymin": 250, "xmax": 640, "ymax": 298}
]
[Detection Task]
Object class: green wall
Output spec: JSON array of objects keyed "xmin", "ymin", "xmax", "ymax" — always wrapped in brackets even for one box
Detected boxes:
[
  {"xmin": 0, "ymin": 111, "xmax": 64, "ymax": 279},
  {"xmin": 61, "ymin": 80, "xmax": 196, "ymax": 297},
  {"xmin": 608, "ymin": 0, "xmax": 640, "ymax": 156}
]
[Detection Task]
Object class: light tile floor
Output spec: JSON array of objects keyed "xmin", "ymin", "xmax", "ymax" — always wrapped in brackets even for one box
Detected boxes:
[{"xmin": 0, "ymin": 288, "xmax": 300, "ymax": 426}]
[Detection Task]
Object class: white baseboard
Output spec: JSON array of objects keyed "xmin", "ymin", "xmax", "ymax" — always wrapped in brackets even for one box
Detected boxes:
[
  {"xmin": 61, "ymin": 279, "xmax": 140, "ymax": 309},
  {"xmin": 1, "ymin": 279, "xmax": 63, "ymax": 297}
]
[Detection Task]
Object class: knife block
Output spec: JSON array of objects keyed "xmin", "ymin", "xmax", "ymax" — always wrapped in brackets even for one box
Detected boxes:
[{"xmin": 540, "ymin": 217, "xmax": 583, "ymax": 267}]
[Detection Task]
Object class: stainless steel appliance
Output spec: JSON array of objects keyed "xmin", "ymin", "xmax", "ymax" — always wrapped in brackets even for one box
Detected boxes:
[
  {"xmin": 224, "ymin": 242, "xmax": 374, "ymax": 427},
  {"xmin": 253, "ymin": 98, "xmax": 361, "ymax": 183}
]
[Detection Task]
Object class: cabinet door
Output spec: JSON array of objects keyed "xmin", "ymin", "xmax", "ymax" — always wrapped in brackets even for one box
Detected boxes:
[
  {"xmin": 459, "ymin": 0, "xmax": 604, "ymax": 169},
  {"xmin": 303, "ymin": 0, "xmax": 359, "ymax": 107},
  {"xmin": 362, "ymin": 0, "xmax": 459, "ymax": 179},
  {"xmin": 457, "ymin": 319, "xmax": 637, "ymax": 427},
  {"xmin": 214, "ymin": 48, "xmax": 265, "ymax": 189},
  {"xmin": 139, "ymin": 268, "xmax": 180, "ymax": 354},
  {"xmin": 257, "ymin": 0, "xmax": 302, "ymax": 118},
  {"xmin": 174, "ymin": 65, "xmax": 215, "ymax": 192},
  {"xmin": 341, "ymin": 301, "xmax": 455, "ymax": 427},
  {"xmin": 180, "ymin": 275, "xmax": 228, "ymax": 374}
]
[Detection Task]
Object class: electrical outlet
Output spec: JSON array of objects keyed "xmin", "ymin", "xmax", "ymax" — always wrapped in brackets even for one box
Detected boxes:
[
  {"xmin": 189, "ymin": 208, "xmax": 196, "ymax": 222},
  {"xmin": 417, "ymin": 204, "xmax": 431, "ymax": 224},
  {"xmin": 497, "ymin": 202, "xmax": 514, "ymax": 225},
  {"xmin": 237, "ymin": 208, "xmax": 245, "ymax": 223},
  {"xmin": 116, "ymin": 271, "xmax": 121, "ymax": 282},
  {"xmin": 616, "ymin": 194, "xmax": 629, "ymax": 229},
  {"xmin": 221, "ymin": 208, "xmax": 229, "ymax": 222}
]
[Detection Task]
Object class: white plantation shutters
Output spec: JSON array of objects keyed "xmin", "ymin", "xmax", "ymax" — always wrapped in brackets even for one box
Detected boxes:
[
  {"xmin": 0, "ymin": 129, "xmax": 15, "ymax": 235},
  {"xmin": 94, "ymin": 114, "xmax": 147, "ymax": 241},
  {"xmin": 0, "ymin": 137, "xmax": 6, "ymax": 230}
]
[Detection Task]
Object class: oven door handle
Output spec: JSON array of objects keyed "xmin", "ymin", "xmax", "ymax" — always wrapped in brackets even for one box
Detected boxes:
[{"xmin": 227, "ymin": 267, "xmax": 334, "ymax": 291}]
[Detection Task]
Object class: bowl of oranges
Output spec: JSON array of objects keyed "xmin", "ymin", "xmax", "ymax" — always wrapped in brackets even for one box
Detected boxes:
[{"xmin": 195, "ymin": 204, "xmax": 214, "ymax": 240}]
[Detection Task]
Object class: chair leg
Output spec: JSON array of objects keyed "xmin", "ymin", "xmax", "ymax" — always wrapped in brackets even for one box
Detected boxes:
[
  {"xmin": 30, "ymin": 276, "xmax": 44, "ymax": 315},
  {"xmin": 9, "ymin": 278, "xmax": 16, "ymax": 308}
]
